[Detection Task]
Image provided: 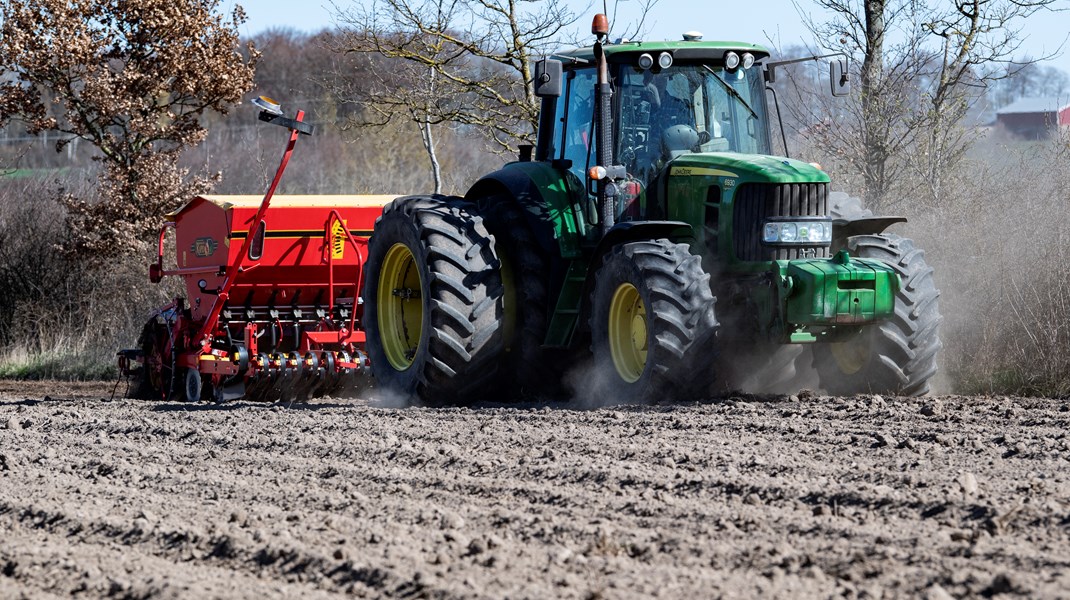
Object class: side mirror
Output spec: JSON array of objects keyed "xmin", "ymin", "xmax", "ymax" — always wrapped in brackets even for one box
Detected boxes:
[
  {"xmin": 534, "ymin": 59, "xmax": 563, "ymax": 98},
  {"xmin": 830, "ymin": 59, "xmax": 850, "ymax": 97}
]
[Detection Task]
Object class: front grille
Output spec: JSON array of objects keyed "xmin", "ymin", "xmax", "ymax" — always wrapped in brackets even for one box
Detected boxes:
[{"xmin": 732, "ymin": 182, "xmax": 830, "ymax": 261}]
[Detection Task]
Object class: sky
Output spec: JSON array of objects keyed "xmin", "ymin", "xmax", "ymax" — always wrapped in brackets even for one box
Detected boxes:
[{"xmin": 224, "ymin": 0, "xmax": 1070, "ymax": 75}]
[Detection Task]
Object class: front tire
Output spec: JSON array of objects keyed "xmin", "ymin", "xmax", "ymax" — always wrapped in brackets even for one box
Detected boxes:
[
  {"xmin": 363, "ymin": 196, "xmax": 505, "ymax": 405},
  {"xmin": 812, "ymin": 233, "xmax": 942, "ymax": 396},
  {"xmin": 590, "ymin": 240, "xmax": 718, "ymax": 402}
]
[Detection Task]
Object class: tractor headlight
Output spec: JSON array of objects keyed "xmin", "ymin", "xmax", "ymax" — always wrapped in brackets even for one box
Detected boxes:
[{"xmin": 762, "ymin": 219, "xmax": 832, "ymax": 244}]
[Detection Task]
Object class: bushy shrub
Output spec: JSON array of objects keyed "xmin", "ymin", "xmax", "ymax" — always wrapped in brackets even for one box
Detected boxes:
[{"xmin": 0, "ymin": 175, "xmax": 176, "ymax": 379}]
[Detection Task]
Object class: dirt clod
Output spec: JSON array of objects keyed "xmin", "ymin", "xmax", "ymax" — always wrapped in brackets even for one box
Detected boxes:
[
  {"xmin": 921, "ymin": 402, "xmax": 940, "ymax": 416},
  {"xmin": 958, "ymin": 472, "xmax": 979, "ymax": 496},
  {"xmin": 925, "ymin": 584, "xmax": 953, "ymax": 600},
  {"xmin": 874, "ymin": 431, "xmax": 898, "ymax": 448},
  {"xmin": 983, "ymin": 572, "xmax": 1021, "ymax": 596}
]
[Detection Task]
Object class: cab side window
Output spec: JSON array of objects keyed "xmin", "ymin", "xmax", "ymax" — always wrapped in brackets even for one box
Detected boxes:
[{"xmin": 558, "ymin": 68, "xmax": 597, "ymax": 186}]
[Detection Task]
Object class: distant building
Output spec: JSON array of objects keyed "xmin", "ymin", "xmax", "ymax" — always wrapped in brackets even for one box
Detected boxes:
[{"xmin": 995, "ymin": 97, "xmax": 1070, "ymax": 139}]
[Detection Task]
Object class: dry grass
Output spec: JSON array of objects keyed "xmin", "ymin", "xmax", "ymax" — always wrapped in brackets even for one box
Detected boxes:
[
  {"xmin": 791, "ymin": 127, "xmax": 1070, "ymax": 396},
  {"xmin": 0, "ymin": 175, "xmax": 177, "ymax": 380}
]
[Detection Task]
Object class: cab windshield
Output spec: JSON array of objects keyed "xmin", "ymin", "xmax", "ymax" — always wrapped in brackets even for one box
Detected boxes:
[{"xmin": 615, "ymin": 63, "xmax": 770, "ymax": 182}]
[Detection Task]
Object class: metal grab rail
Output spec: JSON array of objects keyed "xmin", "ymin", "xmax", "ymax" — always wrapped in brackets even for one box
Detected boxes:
[
  {"xmin": 149, "ymin": 222, "xmax": 177, "ymax": 283},
  {"xmin": 323, "ymin": 208, "xmax": 370, "ymax": 340}
]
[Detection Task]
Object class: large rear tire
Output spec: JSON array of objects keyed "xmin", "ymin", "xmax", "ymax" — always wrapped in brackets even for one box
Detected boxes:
[
  {"xmin": 590, "ymin": 240, "xmax": 718, "ymax": 402},
  {"xmin": 812, "ymin": 233, "xmax": 942, "ymax": 396},
  {"xmin": 363, "ymin": 196, "xmax": 505, "ymax": 406},
  {"xmin": 480, "ymin": 198, "xmax": 564, "ymax": 399}
]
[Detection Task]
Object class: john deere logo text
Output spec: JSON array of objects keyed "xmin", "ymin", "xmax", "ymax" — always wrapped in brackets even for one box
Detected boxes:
[
  {"xmin": 331, "ymin": 220, "xmax": 347, "ymax": 260},
  {"xmin": 191, "ymin": 237, "xmax": 218, "ymax": 257}
]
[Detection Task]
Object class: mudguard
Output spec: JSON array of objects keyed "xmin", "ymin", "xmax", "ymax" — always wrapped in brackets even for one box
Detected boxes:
[
  {"xmin": 591, "ymin": 221, "xmax": 694, "ymax": 266},
  {"xmin": 832, "ymin": 216, "xmax": 907, "ymax": 255},
  {"xmin": 836, "ymin": 216, "xmax": 907, "ymax": 238},
  {"xmin": 466, "ymin": 162, "xmax": 588, "ymax": 259},
  {"xmin": 828, "ymin": 193, "xmax": 907, "ymax": 251}
]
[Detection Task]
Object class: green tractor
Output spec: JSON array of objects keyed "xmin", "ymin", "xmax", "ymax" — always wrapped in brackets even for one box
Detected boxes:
[{"xmin": 362, "ymin": 15, "xmax": 941, "ymax": 404}]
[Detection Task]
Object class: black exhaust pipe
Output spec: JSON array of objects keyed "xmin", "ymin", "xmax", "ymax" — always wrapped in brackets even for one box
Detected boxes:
[{"xmin": 593, "ymin": 14, "xmax": 615, "ymax": 238}]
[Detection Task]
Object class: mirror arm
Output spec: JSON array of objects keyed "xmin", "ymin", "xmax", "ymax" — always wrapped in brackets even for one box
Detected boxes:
[{"xmin": 765, "ymin": 51, "xmax": 848, "ymax": 82}]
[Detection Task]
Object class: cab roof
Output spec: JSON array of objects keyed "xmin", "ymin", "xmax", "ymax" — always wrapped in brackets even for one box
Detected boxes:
[{"xmin": 554, "ymin": 39, "xmax": 772, "ymax": 66}]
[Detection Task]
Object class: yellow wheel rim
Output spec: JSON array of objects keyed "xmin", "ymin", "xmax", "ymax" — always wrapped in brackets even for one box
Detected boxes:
[
  {"xmin": 608, "ymin": 283, "xmax": 647, "ymax": 383},
  {"xmin": 829, "ymin": 334, "xmax": 870, "ymax": 375},
  {"xmin": 378, "ymin": 243, "xmax": 423, "ymax": 371}
]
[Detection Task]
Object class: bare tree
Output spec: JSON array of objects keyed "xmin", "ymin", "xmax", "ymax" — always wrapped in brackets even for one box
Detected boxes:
[
  {"xmin": 327, "ymin": 0, "xmax": 583, "ymax": 192},
  {"xmin": 797, "ymin": 0, "xmax": 1061, "ymax": 209},
  {"xmin": 0, "ymin": 0, "xmax": 258, "ymax": 256},
  {"xmin": 606, "ymin": 0, "xmax": 660, "ymax": 42}
]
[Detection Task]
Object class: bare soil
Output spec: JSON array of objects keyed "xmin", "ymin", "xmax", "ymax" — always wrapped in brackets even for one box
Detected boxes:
[{"xmin": 1, "ymin": 381, "xmax": 1069, "ymax": 599}]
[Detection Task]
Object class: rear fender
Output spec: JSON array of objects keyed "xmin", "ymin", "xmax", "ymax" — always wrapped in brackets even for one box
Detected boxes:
[{"xmin": 466, "ymin": 162, "xmax": 587, "ymax": 259}]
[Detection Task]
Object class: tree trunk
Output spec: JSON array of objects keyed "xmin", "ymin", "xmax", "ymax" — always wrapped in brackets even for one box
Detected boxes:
[
  {"xmin": 421, "ymin": 118, "xmax": 442, "ymax": 195},
  {"xmin": 860, "ymin": 0, "xmax": 887, "ymax": 207},
  {"xmin": 420, "ymin": 66, "xmax": 442, "ymax": 194},
  {"xmin": 506, "ymin": 0, "xmax": 538, "ymax": 138}
]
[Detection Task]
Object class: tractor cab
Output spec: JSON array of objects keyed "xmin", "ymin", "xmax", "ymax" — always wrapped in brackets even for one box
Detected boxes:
[{"xmin": 536, "ymin": 41, "xmax": 774, "ymax": 226}]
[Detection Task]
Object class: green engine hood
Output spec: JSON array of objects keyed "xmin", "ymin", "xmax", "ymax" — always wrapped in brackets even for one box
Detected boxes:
[{"xmin": 668, "ymin": 153, "xmax": 831, "ymax": 185}]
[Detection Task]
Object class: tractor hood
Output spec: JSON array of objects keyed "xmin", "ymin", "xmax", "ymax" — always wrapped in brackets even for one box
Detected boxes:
[{"xmin": 667, "ymin": 153, "xmax": 831, "ymax": 185}]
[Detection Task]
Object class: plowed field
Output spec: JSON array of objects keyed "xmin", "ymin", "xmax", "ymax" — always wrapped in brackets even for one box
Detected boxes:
[{"xmin": 1, "ymin": 381, "xmax": 1068, "ymax": 599}]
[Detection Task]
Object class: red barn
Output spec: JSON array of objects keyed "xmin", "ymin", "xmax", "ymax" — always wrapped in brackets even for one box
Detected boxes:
[{"xmin": 996, "ymin": 97, "xmax": 1070, "ymax": 139}]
